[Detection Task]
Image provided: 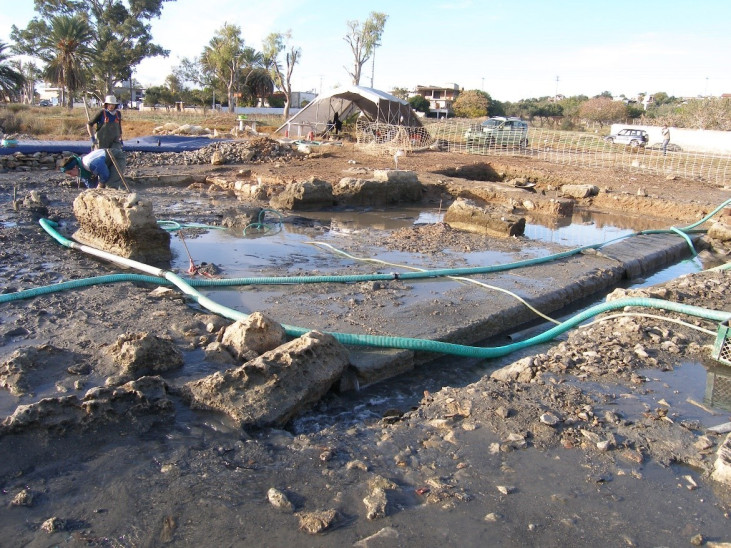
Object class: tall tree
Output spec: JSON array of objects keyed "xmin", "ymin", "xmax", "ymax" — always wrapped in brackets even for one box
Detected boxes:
[
  {"xmin": 263, "ymin": 31, "xmax": 300, "ymax": 119},
  {"xmin": 39, "ymin": 15, "xmax": 94, "ymax": 108},
  {"xmin": 11, "ymin": 0, "xmax": 172, "ymax": 96},
  {"xmin": 201, "ymin": 23, "xmax": 246, "ymax": 112},
  {"xmin": 579, "ymin": 97, "xmax": 627, "ymax": 127},
  {"xmin": 0, "ymin": 41, "xmax": 25, "ymax": 101},
  {"xmin": 344, "ymin": 12, "xmax": 387, "ymax": 86},
  {"xmin": 12, "ymin": 59, "xmax": 43, "ymax": 104}
]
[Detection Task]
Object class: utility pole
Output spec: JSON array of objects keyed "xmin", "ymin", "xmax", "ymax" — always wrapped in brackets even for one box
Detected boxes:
[
  {"xmin": 481, "ymin": 77, "xmax": 485, "ymax": 91},
  {"xmin": 555, "ymin": 75, "xmax": 559, "ymax": 98},
  {"xmin": 319, "ymin": 75, "xmax": 323, "ymax": 95},
  {"xmin": 705, "ymin": 76, "xmax": 709, "ymax": 97}
]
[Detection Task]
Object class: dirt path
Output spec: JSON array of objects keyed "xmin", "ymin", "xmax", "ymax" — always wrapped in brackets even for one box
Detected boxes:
[{"xmin": 0, "ymin": 141, "xmax": 730, "ymax": 546}]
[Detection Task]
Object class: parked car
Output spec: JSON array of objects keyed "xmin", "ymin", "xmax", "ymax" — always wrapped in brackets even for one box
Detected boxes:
[
  {"xmin": 604, "ymin": 128, "xmax": 648, "ymax": 147},
  {"xmin": 465, "ymin": 116, "xmax": 529, "ymax": 149},
  {"xmin": 38, "ymin": 100, "xmax": 51, "ymax": 107}
]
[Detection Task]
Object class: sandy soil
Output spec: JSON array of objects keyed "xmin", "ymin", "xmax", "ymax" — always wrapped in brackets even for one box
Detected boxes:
[{"xmin": 0, "ymin": 140, "xmax": 730, "ymax": 546}]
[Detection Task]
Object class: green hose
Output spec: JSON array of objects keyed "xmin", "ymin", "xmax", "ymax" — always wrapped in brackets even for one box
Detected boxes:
[{"xmin": 17, "ymin": 218, "xmax": 730, "ymax": 360}]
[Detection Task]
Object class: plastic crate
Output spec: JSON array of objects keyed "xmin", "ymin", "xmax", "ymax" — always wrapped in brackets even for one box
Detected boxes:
[
  {"xmin": 711, "ymin": 319, "xmax": 731, "ymax": 366},
  {"xmin": 705, "ymin": 365, "xmax": 731, "ymax": 413}
]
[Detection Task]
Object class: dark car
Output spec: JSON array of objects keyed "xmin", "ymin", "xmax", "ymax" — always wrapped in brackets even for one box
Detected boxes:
[
  {"xmin": 38, "ymin": 100, "xmax": 52, "ymax": 107},
  {"xmin": 605, "ymin": 128, "xmax": 648, "ymax": 147}
]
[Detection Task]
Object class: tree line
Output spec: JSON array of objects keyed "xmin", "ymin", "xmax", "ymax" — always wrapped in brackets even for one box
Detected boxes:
[
  {"xmin": 400, "ymin": 89, "xmax": 731, "ymax": 131},
  {"xmin": 0, "ymin": 3, "xmax": 388, "ymax": 120}
]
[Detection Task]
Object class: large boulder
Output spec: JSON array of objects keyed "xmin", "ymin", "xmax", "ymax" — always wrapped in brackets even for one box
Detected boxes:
[
  {"xmin": 333, "ymin": 173, "xmax": 422, "ymax": 206},
  {"xmin": 270, "ymin": 177, "xmax": 334, "ymax": 210},
  {"xmin": 444, "ymin": 197, "xmax": 525, "ymax": 237},
  {"xmin": 72, "ymin": 189, "xmax": 171, "ymax": 266},
  {"xmin": 182, "ymin": 331, "xmax": 349, "ymax": 427}
]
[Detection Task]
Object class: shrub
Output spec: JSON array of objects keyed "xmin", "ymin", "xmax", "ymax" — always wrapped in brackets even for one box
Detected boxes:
[{"xmin": 453, "ymin": 90, "xmax": 489, "ymax": 118}]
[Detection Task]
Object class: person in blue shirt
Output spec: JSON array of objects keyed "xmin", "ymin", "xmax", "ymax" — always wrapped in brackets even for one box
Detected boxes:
[{"xmin": 59, "ymin": 149, "xmax": 113, "ymax": 188}]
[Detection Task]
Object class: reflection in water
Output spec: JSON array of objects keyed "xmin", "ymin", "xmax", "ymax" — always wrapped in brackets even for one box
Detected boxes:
[
  {"xmin": 525, "ymin": 209, "xmax": 671, "ymax": 247},
  {"xmin": 705, "ymin": 365, "xmax": 731, "ymax": 413}
]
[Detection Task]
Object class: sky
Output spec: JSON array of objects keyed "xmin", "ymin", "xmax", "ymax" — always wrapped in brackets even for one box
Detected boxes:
[{"xmin": 2, "ymin": 0, "xmax": 730, "ymax": 102}]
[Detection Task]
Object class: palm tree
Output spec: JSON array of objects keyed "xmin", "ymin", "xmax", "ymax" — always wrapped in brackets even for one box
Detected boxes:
[
  {"xmin": 0, "ymin": 41, "xmax": 25, "ymax": 101},
  {"xmin": 244, "ymin": 67, "xmax": 274, "ymax": 107},
  {"xmin": 40, "ymin": 15, "xmax": 94, "ymax": 108}
]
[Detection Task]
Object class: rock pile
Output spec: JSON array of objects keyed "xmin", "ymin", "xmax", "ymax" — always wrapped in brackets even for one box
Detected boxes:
[{"xmin": 126, "ymin": 137, "xmax": 300, "ymax": 168}]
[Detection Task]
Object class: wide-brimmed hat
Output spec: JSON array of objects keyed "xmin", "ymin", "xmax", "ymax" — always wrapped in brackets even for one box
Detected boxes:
[{"xmin": 103, "ymin": 94, "xmax": 119, "ymax": 106}]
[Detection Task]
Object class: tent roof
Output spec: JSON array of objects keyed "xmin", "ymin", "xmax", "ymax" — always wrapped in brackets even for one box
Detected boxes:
[{"xmin": 276, "ymin": 85, "xmax": 421, "ymax": 135}]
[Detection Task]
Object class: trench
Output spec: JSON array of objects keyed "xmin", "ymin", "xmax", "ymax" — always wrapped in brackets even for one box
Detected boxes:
[{"xmin": 160, "ymin": 204, "xmax": 728, "ymax": 433}]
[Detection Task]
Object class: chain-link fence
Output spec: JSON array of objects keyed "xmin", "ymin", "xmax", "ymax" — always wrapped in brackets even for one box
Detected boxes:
[{"xmin": 355, "ymin": 119, "xmax": 731, "ymax": 185}]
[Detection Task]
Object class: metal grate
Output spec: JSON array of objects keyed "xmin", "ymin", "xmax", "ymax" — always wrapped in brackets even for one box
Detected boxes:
[{"xmin": 712, "ymin": 320, "xmax": 731, "ymax": 366}]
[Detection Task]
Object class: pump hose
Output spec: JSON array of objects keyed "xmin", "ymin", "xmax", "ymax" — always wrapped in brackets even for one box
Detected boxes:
[{"xmin": 13, "ymin": 218, "xmax": 728, "ymax": 359}]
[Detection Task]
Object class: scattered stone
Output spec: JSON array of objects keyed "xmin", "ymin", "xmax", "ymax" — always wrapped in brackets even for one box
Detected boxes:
[
  {"xmin": 353, "ymin": 526, "xmax": 399, "ymax": 546},
  {"xmin": 497, "ymin": 485, "xmax": 515, "ymax": 495},
  {"xmin": 11, "ymin": 489, "xmax": 36, "ymax": 507},
  {"xmin": 540, "ymin": 412, "xmax": 560, "ymax": 426},
  {"xmin": 484, "ymin": 512, "xmax": 502, "ymax": 522},
  {"xmin": 296, "ymin": 509, "xmax": 338, "ymax": 534},
  {"xmin": 363, "ymin": 487, "xmax": 388, "ymax": 519},
  {"xmin": 491, "ymin": 357, "xmax": 534, "ymax": 382},
  {"xmin": 267, "ymin": 487, "xmax": 295, "ymax": 513},
  {"xmin": 41, "ymin": 516, "xmax": 66, "ymax": 533}
]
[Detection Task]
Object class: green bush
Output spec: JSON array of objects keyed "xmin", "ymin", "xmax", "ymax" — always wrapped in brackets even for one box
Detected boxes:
[{"xmin": 453, "ymin": 90, "xmax": 489, "ymax": 118}]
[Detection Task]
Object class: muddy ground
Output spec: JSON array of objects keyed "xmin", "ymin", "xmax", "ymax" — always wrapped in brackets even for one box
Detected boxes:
[{"xmin": 1, "ymin": 139, "xmax": 731, "ymax": 547}]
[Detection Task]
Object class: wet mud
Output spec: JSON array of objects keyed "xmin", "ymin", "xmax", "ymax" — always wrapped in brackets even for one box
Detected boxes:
[{"xmin": 1, "ymin": 144, "xmax": 730, "ymax": 546}]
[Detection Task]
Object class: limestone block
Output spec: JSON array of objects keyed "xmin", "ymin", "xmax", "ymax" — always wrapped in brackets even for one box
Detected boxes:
[
  {"xmin": 269, "ymin": 177, "xmax": 334, "ymax": 210},
  {"xmin": 183, "ymin": 331, "xmax": 350, "ymax": 427},
  {"xmin": 444, "ymin": 197, "xmax": 525, "ymax": 237},
  {"xmin": 72, "ymin": 189, "xmax": 171, "ymax": 265}
]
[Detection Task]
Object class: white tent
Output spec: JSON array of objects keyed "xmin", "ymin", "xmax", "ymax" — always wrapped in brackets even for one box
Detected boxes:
[{"xmin": 276, "ymin": 85, "xmax": 422, "ymax": 137}]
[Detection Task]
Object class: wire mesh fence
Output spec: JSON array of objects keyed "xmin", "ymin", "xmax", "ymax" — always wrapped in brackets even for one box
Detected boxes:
[{"xmin": 354, "ymin": 119, "xmax": 731, "ymax": 186}]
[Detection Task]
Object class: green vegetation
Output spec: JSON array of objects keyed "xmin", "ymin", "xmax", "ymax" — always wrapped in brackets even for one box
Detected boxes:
[
  {"xmin": 408, "ymin": 95, "xmax": 430, "ymax": 114},
  {"xmin": 11, "ymin": 0, "xmax": 169, "ymax": 100},
  {"xmin": 453, "ymin": 90, "xmax": 490, "ymax": 118},
  {"xmin": 0, "ymin": 41, "xmax": 24, "ymax": 101}
]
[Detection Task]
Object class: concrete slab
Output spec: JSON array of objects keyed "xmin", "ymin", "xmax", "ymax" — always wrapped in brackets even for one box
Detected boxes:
[{"xmin": 337, "ymin": 232, "xmax": 701, "ymax": 386}]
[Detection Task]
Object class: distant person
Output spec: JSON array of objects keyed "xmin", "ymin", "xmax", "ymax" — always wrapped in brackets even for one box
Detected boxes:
[
  {"xmin": 333, "ymin": 112, "xmax": 342, "ymax": 135},
  {"xmin": 59, "ymin": 149, "xmax": 121, "ymax": 189},
  {"xmin": 661, "ymin": 125, "xmax": 670, "ymax": 155},
  {"xmin": 87, "ymin": 94, "xmax": 125, "ymax": 187}
]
